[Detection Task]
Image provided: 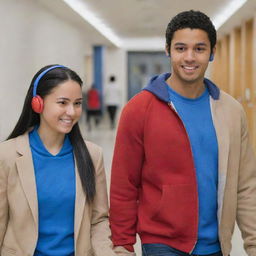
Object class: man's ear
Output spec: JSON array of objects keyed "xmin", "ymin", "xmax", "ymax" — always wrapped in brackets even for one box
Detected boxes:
[
  {"xmin": 210, "ymin": 46, "xmax": 216, "ymax": 62},
  {"xmin": 165, "ymin": 45, "xmax": 170, "ymax": 57}
]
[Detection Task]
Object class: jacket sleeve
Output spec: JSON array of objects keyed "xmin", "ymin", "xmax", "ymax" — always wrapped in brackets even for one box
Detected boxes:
[
  {"xmin": 236, "ymin": 109, "xmax": 256, "ymax": 256},
  {"xmin": 90, "ymin": 147, "xmax": 116, "ymax": 256},
  {"xmin": 0, "ymin": 160, "xmax": 8, "ymax": 248},
  {"xmin": 110, "ymin": 99, "xmax": 145, "ymax": 252}
]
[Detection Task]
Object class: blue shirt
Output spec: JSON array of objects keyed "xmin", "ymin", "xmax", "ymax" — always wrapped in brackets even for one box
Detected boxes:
[
  {"xmin": 167, "ymin": 85, "xmax": 220, "ymax": 254},
  {"xmin": 29, "ymin": 127, "xmax": 76, "ymax": 256}
]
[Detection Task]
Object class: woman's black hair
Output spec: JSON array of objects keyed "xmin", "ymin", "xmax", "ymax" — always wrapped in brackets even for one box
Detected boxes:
[{"xmin": 8, "ymin": 64, "xmax": 96, "ymax": 203}]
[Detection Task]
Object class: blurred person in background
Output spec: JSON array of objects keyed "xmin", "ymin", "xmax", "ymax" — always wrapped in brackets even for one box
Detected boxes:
[
  {"xmin": 0, "ymin": 65, "xmax": 116, "ymax": 256},
  {"xmin": 104, "ymin": 75, "xmax": 121, "ymax": 129},
  {"xmin": 84, "ymin": 84, "xmax": 102, "ymax": 131}
]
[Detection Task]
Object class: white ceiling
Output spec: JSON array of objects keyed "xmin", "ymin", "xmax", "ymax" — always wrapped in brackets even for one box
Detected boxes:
[{"xmin": 38, "ymin": 0, "xmax": 256, "ymax": 50}]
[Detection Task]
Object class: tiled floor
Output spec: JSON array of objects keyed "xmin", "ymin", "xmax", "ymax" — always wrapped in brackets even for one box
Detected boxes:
[
  {"xmin": 79, "ymin": 113, "xmax": 246, "ymax": 256},
  {"xmin": 79, "ymin": 113, "xmax": 117, "ymax": 192}
]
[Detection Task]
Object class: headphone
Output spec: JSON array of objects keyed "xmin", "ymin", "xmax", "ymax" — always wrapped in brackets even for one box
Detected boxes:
[{"xmin": 31, "ymin": 65, "xmax": 66, "ymax": 113}]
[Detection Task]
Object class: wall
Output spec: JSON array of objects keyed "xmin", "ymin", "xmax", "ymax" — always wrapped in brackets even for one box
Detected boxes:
[
  {"xmin": 211, "ymin": 13, "xmax": 256, "ymax": 149},
  {"xmin": 0, "ymin": 0, "xmax": 91, "ymax": 140},
  {"xmin": 104, "ymin": 47, "xmax": 127, "ymax": 106}
]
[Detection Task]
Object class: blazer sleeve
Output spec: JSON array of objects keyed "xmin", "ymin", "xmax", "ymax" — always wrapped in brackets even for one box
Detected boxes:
[
  {"xmin": 90, "ymin": 146, "xmax": 116, "ymax": 256},
  {"xmin": 0, "ymin": 160, "xmax": 8, "ymax": 248},
  {"xmin": 236, "ymin": 109, "xmax": 256, "ymax": 256}
]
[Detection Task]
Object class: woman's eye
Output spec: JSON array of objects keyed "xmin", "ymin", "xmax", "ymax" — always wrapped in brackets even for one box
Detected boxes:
[
  {"xmin": 75, "ymin": 102, "xmax": 82, "ymax": 106},
  {"xmin": 57, "ymin": 101, "xmax": 66, "ymax": 105}
]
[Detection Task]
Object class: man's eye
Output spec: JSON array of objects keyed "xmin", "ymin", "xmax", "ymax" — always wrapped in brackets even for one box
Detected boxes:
[
  {"xmin": 196, "ymin": 47, "xmax": 205, "ymax": 52},
  {"xmin": 75, "ymin": 102, "xmax": 82, "ymax": 106},
  {"xmin": 176, "ymin": 47, "xmax": 185, "ymax": 51}
]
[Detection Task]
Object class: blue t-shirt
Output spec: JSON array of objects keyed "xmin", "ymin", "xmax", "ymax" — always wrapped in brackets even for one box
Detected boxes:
[
  {"xmin": 167, "ymin": 85, "xmax": 220, "ymax": 254},
  {"xmin": 29, "ymin": 127, "xmax": 76, "ymax": 256}
]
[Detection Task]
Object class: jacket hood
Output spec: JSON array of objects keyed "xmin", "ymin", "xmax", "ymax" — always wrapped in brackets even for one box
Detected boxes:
[{"xmin": 143, "ymin": 73, "xmax": 220, "ymax": 102}]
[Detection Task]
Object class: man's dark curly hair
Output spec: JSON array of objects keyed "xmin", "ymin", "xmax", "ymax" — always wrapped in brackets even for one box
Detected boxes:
[{"xmin": 165, "ymin": 10, "xmax": 216, "ymax": 55}]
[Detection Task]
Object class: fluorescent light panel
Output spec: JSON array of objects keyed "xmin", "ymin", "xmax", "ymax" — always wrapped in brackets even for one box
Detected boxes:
[
  {"xmin": 212, "ymin": 0, "xmax": 248, "ymax": 29},
  {"xmin": 62, "ymin": 0, "xmax": 122, "ymax": 47},
  {"xmin": 63, "ymin": 0, "xmax": 248, "ymax": 50},
  {"xmin": 122, "ymin": 37, "xmax": 165, "ymax": 51}
]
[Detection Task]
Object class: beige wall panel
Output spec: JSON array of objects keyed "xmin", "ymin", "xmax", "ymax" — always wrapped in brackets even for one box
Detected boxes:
[
  {"xmin": 252, "ymin": 14, "xmax": 256, "ymax": 148},
  {"xmin": 229, "ymin": 28, "xmax": 242, "ymax": 101},
  {"xmin": 211, "ymin": 17, "xmax": 256, "ymax": 149},
  {"xmin": 211, "ymin": 36, "xmax": 230, "ymax": 93},
  {"xmin": 241, "ymin": 19, "xmax": 254, "ymax": 138},
  {"xmin": 221, "ymin": 35, "xmax": 230, "ymax": 93},
  {"xmin": 211, "ymin": 41, "xmax": 222, "ymax": 86}
]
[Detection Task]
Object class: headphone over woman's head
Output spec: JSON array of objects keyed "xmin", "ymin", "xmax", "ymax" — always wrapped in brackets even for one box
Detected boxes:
[{"xmin": 31, "ymin": 65, "xmax": 66, "ymax": 113}]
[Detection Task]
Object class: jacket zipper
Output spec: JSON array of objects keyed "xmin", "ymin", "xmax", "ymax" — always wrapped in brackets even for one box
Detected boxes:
[{"xmin": 167, "ymin": 102, "xmax": 198, "ymax": 253}]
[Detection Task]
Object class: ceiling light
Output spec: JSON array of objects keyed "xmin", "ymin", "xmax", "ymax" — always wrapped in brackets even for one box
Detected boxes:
[
  {"xmin": 122, "ymin": 37, "xmax": 165, "ymax": 51},
  {"xmin": 62, "ymin": 0, "xmax": 122, "ymax": 47},
  {"xmin": 212, "ymin": 0, "xmax": 248, "ymax": 29}
]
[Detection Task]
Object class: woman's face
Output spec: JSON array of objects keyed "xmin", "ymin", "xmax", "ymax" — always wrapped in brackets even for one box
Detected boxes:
[{"xmin": 39, "ymin": 80, "xmax": 82, "ymax": 136}]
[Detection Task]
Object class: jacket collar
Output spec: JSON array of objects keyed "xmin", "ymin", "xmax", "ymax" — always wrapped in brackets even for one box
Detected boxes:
[
  {"xmin": 16, "ymin": 129, "xmax": 32, "ymax": 155},
  {"xmin": 143, "ymin": 73, "xmax": 220, "ymax": 102}
]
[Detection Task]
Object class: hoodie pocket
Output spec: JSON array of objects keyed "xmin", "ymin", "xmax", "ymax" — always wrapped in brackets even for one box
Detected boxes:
[{"xmin": 151, "ymin": 184, "xmax": 197, "ymax": 236}]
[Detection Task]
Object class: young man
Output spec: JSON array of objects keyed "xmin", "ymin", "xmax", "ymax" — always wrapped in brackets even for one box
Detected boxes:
[{"xmin": 110, "ymin": 10, "xmax": 256, "ymax": 256}]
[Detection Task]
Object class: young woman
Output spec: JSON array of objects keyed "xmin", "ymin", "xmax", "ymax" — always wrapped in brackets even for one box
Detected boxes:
[{"xmin": 0, "ymin": 65, "xmax": 116, "ymax": 256}]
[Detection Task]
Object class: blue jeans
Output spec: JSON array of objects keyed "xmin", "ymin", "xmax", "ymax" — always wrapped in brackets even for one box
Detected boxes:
[{"xmin": 142, "ymin": 244, "xmax": 223, "ymax": 256}]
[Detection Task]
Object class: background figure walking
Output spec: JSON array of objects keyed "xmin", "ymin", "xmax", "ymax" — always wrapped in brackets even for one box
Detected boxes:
[
  {"xmin": 104, "ymin": 75, "xmax": 121, "ymax": 129},
  {"xmin": 84, "ymin": 84, "xmax": 101, "ymax": 131}
]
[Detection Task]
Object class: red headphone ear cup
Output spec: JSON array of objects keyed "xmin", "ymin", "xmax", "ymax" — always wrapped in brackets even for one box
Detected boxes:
[{"xmin": 31, "ymin": 95, "xmax": 44, "ymax": 113}]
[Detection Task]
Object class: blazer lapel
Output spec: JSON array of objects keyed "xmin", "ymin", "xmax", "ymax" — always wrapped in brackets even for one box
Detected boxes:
[
  {"xmin": 210, "ymin": 97, "xmax": 230, "ymax": 223},
  {"xmin": 15, "ymin": 132, "xmax": 38, "ymax": 227},
  {"xmin": 74, "ymin": 160, "xmax": 86, "ymax": 246}
]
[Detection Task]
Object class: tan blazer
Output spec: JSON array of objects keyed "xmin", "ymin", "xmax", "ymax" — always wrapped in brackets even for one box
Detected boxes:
[{"xmin": 0, "ymin": 132, "xmax": 116, "ymax": 256}]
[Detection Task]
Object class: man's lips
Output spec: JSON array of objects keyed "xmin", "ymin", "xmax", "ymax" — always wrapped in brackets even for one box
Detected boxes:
[{"xmin": 181, "ymin": 65, "xmax": 198, "ymax": 70}]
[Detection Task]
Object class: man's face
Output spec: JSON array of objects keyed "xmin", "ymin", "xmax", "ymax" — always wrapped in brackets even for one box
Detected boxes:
[{"xmin": 167, "ymin": 28, "xmax": 214, "ymax": 85}]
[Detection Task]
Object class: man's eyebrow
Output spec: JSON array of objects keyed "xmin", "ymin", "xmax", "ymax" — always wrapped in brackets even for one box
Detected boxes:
[
  {"xmin": 174, "ymin": 42, "xmax": 208, "ymax": 46},
  {"xmin": 196, "ymin": 42, "xmax": 208, "ymax": 46},
  {"xmin": 174, "ymin": 42, "xmax": 186, "ymax": 46}
]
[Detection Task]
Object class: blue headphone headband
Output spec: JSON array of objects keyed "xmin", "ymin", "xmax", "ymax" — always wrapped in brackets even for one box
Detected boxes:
[{"xmin": 33, "ymin": 65, "xmax": 66, "ymax": 97}]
